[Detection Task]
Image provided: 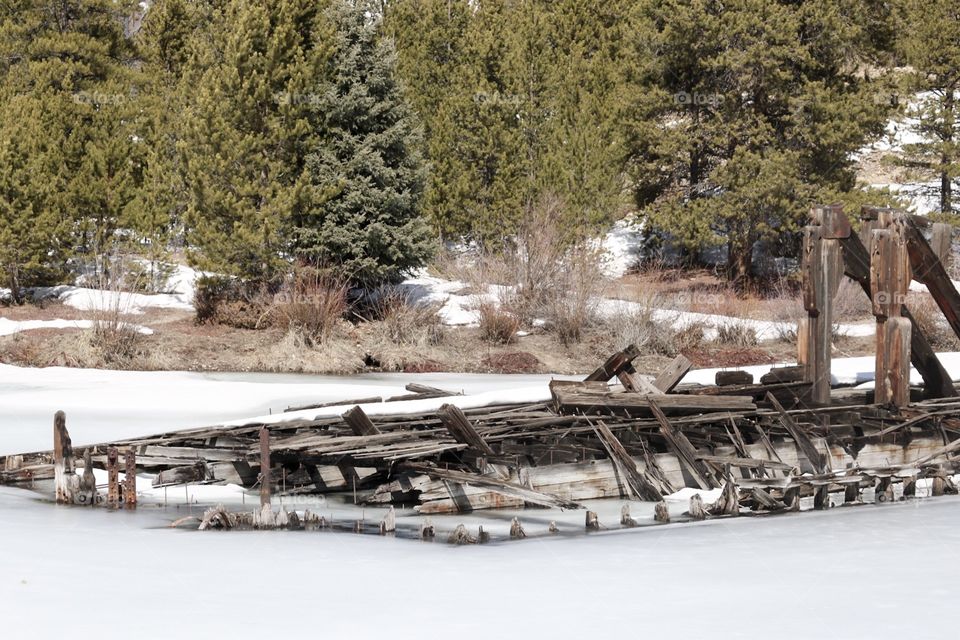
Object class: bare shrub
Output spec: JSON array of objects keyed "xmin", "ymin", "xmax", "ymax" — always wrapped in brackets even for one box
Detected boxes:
[
  {"xmin": 908, "ymin": 292, "xmax": 960, "ymax": 350},
  {"xmin": 597, "ymin": 298, "xmax": 704, "ymax": 357},
  {"xmin": 477, "ymin": 302, "xmax": 519, "ymax": 344},
  {"xmin": 833, "ymin": 277, "xmax": 872, "ymax": 323},
  {"xmin": 88, "ymin": 256, "xmax": 146, "ymax": 365},
  {"xmin": 544, "ymin": 244, "xmax": 607, "ymax": 346},
  {"xmin": 270, "ymin": 267, "xmax": 348, "ymax": 346},
  {"xmin": 369, "ymin": 287, "xmax": 445, "ymax": 347},
  {"xmin": 714, "ymin": 322, "xmax": 759, "ymax": 347}
]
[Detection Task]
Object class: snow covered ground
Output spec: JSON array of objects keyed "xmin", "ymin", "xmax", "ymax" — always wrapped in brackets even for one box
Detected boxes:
[{"xmin": 2, "ymin": 483, "xmax": 958, "ymax": 639}]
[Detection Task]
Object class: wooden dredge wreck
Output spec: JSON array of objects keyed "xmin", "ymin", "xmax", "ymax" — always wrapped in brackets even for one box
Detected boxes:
[{"xmin": 4, "ymin": 206, "xmax": 960, "ymax": 540}]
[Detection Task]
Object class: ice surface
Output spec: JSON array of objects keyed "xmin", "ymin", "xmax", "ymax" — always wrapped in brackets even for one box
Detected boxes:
[
  {"xmin": 1, "ymin": 485, "xmax": 958, "ymax": 639},
  {"xmin": 0, "ymin": 365, "xmax": 576, "ymax": 454}
]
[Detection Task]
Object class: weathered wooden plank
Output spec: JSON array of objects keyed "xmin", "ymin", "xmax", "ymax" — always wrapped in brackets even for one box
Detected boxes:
[
  {"xmin": 905, "ymin": 215, "xmax": 960, "ymax": 341},
  {"xmin": 591, "ymin": 421, "xmax": 662, "ymax": 501},
  {"xmin": 123, "ymin": 448, "xmax": 137, "ymax": 509},
  {"xmin": 648, "ymin": 399, "xmax": 718, "ymax": 490},
  {"xmin": 585, "ymin": 344, "xmax": 641, "ymax": 382},
  {"xmin": 106, "ymin": 446, "xmax": 119, "ymax": 509},
  {"xmin": 342, "ymin": 406, "xmax": 382, "ymax": 436},
  {"xmin": 403, "ymin": 463, "xmax": 581, "ymax": 511},
  {"xmin": 652, "ymin": 355, "xmax": 693, "ymax": 392},
  {"xmin": 551, "ymin": 381, "xmax": 756, "ymax": 416},
  {"xmin": 766, "ymin": 392, "xmax": 826, "ymax": 473},
  {"xmin": 437, "ymin": 404, "xmax": 495, "ymax": 456},
  {"xmin": 285, "ymin": 396, "xmax": 382, "ymax": 413}
]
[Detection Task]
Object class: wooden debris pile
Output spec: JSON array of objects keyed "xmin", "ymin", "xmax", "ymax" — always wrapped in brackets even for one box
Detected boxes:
[{"xmin": 4, "ymin": 345, "xmax": 960, "ymax": 521}]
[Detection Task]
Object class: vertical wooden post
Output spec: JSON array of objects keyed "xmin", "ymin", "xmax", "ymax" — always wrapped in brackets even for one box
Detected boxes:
[
  {"xmin": 931, "ymin": 222, "xmax": 952, "ymax": 270},
  {"xmin": 259, "ymin": 426, "xmax": 271, "ymax": 508},
  {"xmin": 106, "ymin": 447, "xmax": 120, "ymax": 509},
  {"xmin": 78, "ymin": 449, "xmax": 97, "ymax": 506},
  {"xmin": 871, "ymin": 212, "xmax": 912, "ymax": 407},
  {"xmin": 53, "ymin": 410, "xmax": 77, "ymax": 505},
  {"xmin": 123, "ymin": 448, "xmax": 137, "ymax": 509},
  {"xmin": 802, "ymin": 209, "xmax": 843, "ymax": 405}
]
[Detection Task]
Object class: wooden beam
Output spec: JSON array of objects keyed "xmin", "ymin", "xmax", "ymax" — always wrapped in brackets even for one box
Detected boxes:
[
  {"xmin": 905, "ymin": 215, "xmax": 960, "ymax": 340},
  {"xmin": 591, "ymin": 420, "xmax": 663, "ymax": 501},
  {"xmin": 766, "ymin": 392, "xmax": 825, "ymax": 473},
  {"xmin": 342, "ymin": 406, "xmax": 382, "ymax": 436},
  {"xmin": 403, "ymin": 463, "xmax": 580, "ymax": 511},
  {"xmin": 648, "ymin": 399, "xmax": 718, "ymax": 490},
  {"xmin": 437, "ymin": 404, "xmax": 495, "ymax": 456},
  {"xmin": 585, "ymin": 344, "xmax": 641, "ymax": 382},
  {"xmin": 652, "ymin": 355, "xmax": 693, "ymax": 392},
  {"xmin": 550, "ymin": 381, "xmax": 756, "ymax": 416}
]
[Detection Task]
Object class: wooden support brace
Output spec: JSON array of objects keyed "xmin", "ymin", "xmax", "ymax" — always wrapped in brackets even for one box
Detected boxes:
[{"xmin": 652, "ymin": 355, "xmax": 693, "ymax": 392}]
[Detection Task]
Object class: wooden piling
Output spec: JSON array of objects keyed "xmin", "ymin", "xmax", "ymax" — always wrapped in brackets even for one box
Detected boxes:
[
  {"xmin": 53, "ymin": 411, "xmax": 77, "ymax": 505},
  {"xmin": 871, "ymin": 214, "xmax": 912, "ymax": 407},
  {"xmin": 654, "ymin": 500, "xmax": 670, "ymax": 523},
  {"xmin": 106, "ymin": 446, "xmax": 119, "ymax": 509},
  {"xmin": 78, "ymin": 449, "xmax": 97, "ymax": 506},
  {"xmin": 585, "ymin": 510, "xmax": 600, "ymax": 530},
  {"xmin": 802, "ymin": 209, "xmax": 844, "ymax": 405},
  {"xmin": 259, "ymin": 426, "xmax": 271, "ymax": 508},
  {"xmin": 123, "ymin": 448, "xmax": 137, "ymax": 509}
]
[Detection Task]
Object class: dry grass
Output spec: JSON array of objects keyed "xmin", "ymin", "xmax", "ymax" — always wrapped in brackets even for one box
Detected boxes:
[
  {"xmin": 715, "ymin": 322, "xmax": 759, "ymax": 347},
  {"xmin": 908, "ymin": 292, "xmax": 960, "ymax": 350},
  {"xmin": 477, "ymin": 303, "xmax": 519, "ymax": 344},
  {"xmin": 269, "ymin": 267, "xmax": 349, "ymax": 346},
  {"xmin": 368, "ymin": 287, "xmax": 445, "ymax": 348}
]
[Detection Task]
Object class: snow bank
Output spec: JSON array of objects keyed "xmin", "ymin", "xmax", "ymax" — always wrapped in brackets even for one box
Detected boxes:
[{"xmin": 31, "ymin": 263, "xmax": 199, "ymax": 315}]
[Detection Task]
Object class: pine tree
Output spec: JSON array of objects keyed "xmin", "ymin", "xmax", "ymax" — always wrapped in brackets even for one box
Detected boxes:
[
  {"xmin": 296, "ymin": 0, "xmax": 432, "ymax": 285},
  {"xmin": 177, "ymin": 0, "xmax": 333, "ymax": 284},
  {"xmin": 0, "ymin": 0, "xmax": 139, "ymax": 294},
  {"xmin": 387, "ymin": 0, "xmax": 628, "ymax": 244},
  {"xmin": 624, "ymin": 0, "xmax": 897, "ymax": 282},
  {"xmin": 895, "ymin": 0, "xmax": 960, "ymax": 216}
]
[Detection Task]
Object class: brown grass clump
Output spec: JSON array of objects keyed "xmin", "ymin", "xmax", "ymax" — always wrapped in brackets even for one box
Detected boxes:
[
  {"xmin": 368, "ymin": 287, "xmax": 445, "ymax": 348},
  {"xmin": 908, "ymin": 292, "xmax": 960, "ymax": 350},
  {"xmin": 477, "ymin": 303, "xmax": 519, "ymax": 344},
  {"xmin": 270, "ymin": 267, "xmax": 349, "ymax": 346},
  {"xmin": 714, "ymin": 322, "xmax": 759, "ymax": 347}
]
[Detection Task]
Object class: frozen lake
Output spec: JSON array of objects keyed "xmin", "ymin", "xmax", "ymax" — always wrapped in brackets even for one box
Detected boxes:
[
  {"xmin": 0, "ymin": 364, "xmax": 575, "ymax": 454},
  {"xmin": 1, "ymin": 486, "xmax": 958, "ymax": 639}
]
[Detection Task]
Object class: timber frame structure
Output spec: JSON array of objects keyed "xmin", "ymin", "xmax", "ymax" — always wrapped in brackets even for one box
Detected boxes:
[{"xmin": 4, "ymin": 205, "xmax": 960, "ymax": 540}]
